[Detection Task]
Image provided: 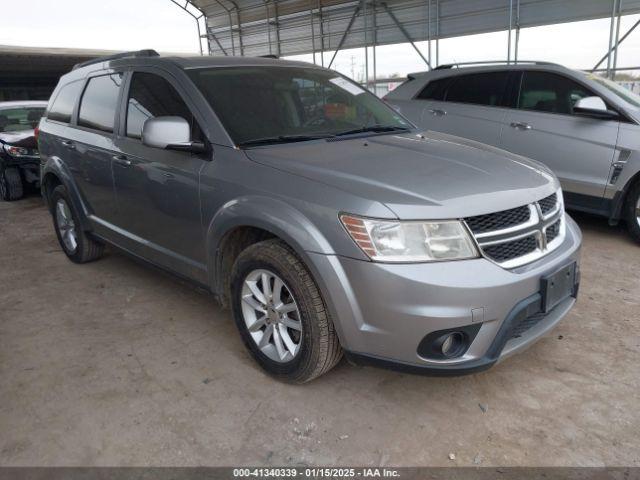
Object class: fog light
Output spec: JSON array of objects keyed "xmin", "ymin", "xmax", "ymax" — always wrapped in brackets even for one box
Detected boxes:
[
  {"xmin": 417, "ymin": 324, "xmax": 480, "ymax": 360},
  {"xmin": 440, "ymin": 332, "xmax": 465, "ymax": 358}
]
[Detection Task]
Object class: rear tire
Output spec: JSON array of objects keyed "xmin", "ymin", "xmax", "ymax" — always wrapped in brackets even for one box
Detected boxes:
[
  {"xmin": 0, "ymin": 167, "xmax": 24, "ymax": 201},
  {"xmin": 625, "ymin": 180, "xmax": 640, "ymax": 244},
  {"xmin": 50, "ymin": 185, "xmax": 105, "ymax": 263},
  {"xmin": 230, "ymin": 239, "xmax": 342, "ymax": 383}
]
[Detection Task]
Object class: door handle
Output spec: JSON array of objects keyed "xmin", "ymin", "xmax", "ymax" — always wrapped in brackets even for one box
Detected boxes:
[
  {"xmin": 112, "ymin": 155, "xmax": 132, "ymax": 167},
  {"xmin": 510, "ymin": 121, "xmax": 532, "ymax": 130},
  {"xmin": 428, "ymin": 109, "xmax": 447, "ymax": 117},
  {"xmin": 61, "ymin": 140, "xmax": 76, "ymax": 150}
]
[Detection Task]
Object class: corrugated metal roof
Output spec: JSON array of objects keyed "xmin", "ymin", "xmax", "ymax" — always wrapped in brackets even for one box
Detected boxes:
[{"xmin": 187, "ymin": 0, "xmax": 640, "ymax": 58}]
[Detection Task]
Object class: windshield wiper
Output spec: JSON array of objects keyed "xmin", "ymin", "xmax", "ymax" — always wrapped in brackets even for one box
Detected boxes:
[
  {"xmin": 333, "ymin": 125, "xmax": 411, "ymax": 137},
  {"xmin": 238, "ymin": 134, "xmax": 334, "ymax": 147}
]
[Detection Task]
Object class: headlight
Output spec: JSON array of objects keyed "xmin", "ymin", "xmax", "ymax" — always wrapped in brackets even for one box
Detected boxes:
[
  {"xmin": 340, "ymin": 214, "xmax": 479, "ymax": 262},
  {"xmin": 3, "ymin": 145, "xmax": 30, "ymax": 157}
]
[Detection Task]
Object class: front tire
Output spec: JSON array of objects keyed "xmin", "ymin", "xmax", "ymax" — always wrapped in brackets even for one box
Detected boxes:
[
  {"xmin": 625, "ymin": 180, "xmax": 640, "ymax": 244},
  {"xmin": 0, "ymin": 167, "xmax": 24, "ymax": 201},
  {"xmin": 230, "ymin": 239, "xmax": 342, "ymax": 383},
  {"xmin": 50, "ymin": 185, "xmax": 105, "ymax": 263}
]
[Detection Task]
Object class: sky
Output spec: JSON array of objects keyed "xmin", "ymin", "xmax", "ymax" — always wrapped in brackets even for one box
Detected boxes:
[{"xmin": 1, "ymin": 0, "xmax": 639, "ymax": 81}]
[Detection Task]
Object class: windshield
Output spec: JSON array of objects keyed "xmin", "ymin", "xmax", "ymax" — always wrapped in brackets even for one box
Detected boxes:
[
  {"xmin": 188, "ymin": 66, "xmax": 412, "ymax": 146},
  {"xmin": 0, "ymin": 107, "xmax": 46, "ymax": 133},
  {"xmin": 586, "ymin": 73, "xmax": 640, "ymax": 109}
]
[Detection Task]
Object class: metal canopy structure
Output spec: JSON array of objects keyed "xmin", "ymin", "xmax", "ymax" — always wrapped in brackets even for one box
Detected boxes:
[{"xmin": 173, "ymin": 0, "xmax": 640, "ymax": 88}]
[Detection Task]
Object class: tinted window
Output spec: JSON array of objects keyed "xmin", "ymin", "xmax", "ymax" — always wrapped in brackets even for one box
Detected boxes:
[
  {"xmin": 48, "ymin": 81, "xmax": 84, "ymax": 123},
  {"xmin": 78, "ymin": 74, "xmax": 123, "ymax": 132},
  {"xmin": 445, "ymin": 72, "xmax": 509, "ymax": 106},
  {"xmin": 416, "ymin": 77, "xmax": 451, "ymax": 100},
  {"xmin": 0, "ymin": 107, "xmax": 46, "ymax": 132},
  {"xmin": 188, "ymin": 66, "xmax": 410, "ymax": 146},
  {"xmin": 126, "ymin": 72, "xmax": 201, "ymax": 141},
  {"xmin": 518, "ymin": 72, "xmax": 593, "ymax": 115}
]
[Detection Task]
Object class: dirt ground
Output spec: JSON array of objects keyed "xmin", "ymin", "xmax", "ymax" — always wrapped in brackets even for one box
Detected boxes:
[{"xmin": 1, "ymin": 194, "xmax": 639, "ymax": 467}]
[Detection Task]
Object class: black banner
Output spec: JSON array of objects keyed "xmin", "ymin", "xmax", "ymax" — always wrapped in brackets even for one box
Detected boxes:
[{"xmin": 0, "ymin": 468, "xmax": 638, "ymax": 480}]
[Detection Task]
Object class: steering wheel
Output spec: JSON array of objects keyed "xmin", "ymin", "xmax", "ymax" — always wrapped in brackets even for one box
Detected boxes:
[{"xmin": 302, "ymin": 112, "xmax": 331, "ymax": 128}]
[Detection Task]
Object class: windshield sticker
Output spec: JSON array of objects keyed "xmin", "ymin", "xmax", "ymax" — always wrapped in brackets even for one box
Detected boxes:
[{"xmin": 329, "ymin": 77, "xmax": 366, "ymax": 96}]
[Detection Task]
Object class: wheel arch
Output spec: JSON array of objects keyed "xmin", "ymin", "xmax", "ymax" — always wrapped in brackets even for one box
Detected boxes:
[
  {"xmin": 611, "ymin": 168, "xmax": 640, "ymax": 222},
  {"xmin": 41, "ymin": 157, "xmax": 91, "ymax": 231},
  {"xmin": 205, "ymin": 196, "xmax": 336, "ymax": 306}
]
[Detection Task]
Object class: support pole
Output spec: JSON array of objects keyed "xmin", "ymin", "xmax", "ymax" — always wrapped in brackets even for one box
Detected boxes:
[
  {"xmin": 195, "ymin": 17, "xmax": 204, "ymax": 55},
  {"xmin": 514, "ymin": 0, "xmax": 520, "ymax": 63},
  {"xmin": 317, "ymin": 0, "xmax": 325, "ymax": 65},
  {"xmin": 427, "ymin": 0, "xmax": 431, "ymax": 69},
  {"xmin": 274, "ymin": 1, "xmax": 282, "ymax": 57},
  {"xmin": 363, "ymin": 0, "xmax": 369, "ymax": 86},
  {"xmin": 435, "ymin": 0, "xmax": 439, "ymax": 66},
  {"xmin": 328, "ymin": 5, "xmax": 362, "ymax": 69},
  {"xmin": 593, "ymin": 18, "xmax": 640, "ymax": 72},
  {"xmin": 372, "ymin": 0, "xmax": 377, "ymax": 85},
  {"xmin": 381, "ymin": 2, "xmax": 430, "ymax": 68},
  {"xmin": 607, "ymin": 0, "xmax": 617, "ymax": 77},
  {"xmin": 208, "ymin": 31, "xmax": 229, "ymax": 56},
  {"xmin": 169, "ymin": 0, "xmax": 207, "ymax": 55},
  {"xmin": 507, "ymin": 0, "xmax": 513, "ymax": 63},
  {"xmin": 310, "ymin": 0, "xmax": 316, "ymax": 64},
  {"xmin": 227, "ymin": 11, "xmax": 236, "ymax": 55},
  {"xmin": 229, "ymin": 2, "xmax": 244, "ymax": 56},
  {"xmin": 612, "ymin": 0, "xmax": 623, "ymax": 78},
  {"xmin": 264, "ymin": 1, "xmax": 273, "ymax": 55}
]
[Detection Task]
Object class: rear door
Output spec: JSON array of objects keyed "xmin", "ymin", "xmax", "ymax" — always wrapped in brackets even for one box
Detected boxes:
[
  {"xmin": 111, "ymin": 69, "xmax": 209, "ymax": 282},
  {"xmin": 414, "ymin": 71, "xmax": 511, "ymax": 147},
  {"xmin": 62, "ymin": 72, "xmax": 123, "ymax": 227},
  {"xmin": 501, "ymin": 70, "xmax": 619, "ymax": 204}
]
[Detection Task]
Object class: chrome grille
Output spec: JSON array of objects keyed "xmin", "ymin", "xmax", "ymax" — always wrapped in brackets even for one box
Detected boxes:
[
  {"xmin": 545, "ymin": 219, "xmax": 561, "ymax": 243},
  {"xmin": 465, "ymin": 205, "xmax": 530, "ymax": 235},
  {"xmin": 483, "ymin": 235, "xmax": 537, "ymax": 263},
  {"xmin": 538, "ymin": 193, "xmax": 558, "ymax": 216},
  {"xmin": 464, "ymin": 191, "xmax": 565, "ymax": 269}
]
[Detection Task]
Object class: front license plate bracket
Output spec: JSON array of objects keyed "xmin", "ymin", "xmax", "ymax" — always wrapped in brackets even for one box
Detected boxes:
[{"xmin": 541, "ymin": 262, "xmax": 576, "ymax": 313}]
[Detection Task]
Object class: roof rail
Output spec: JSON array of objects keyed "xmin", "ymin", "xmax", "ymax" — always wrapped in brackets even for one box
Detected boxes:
[
  {"xmin": 259, "ymin": 54, "xmax": 279, "ymax": 59},
  {"xmin": 72, "ymin": 49, "xmax": 160, "ymax": 70},
  {"xmin": 434, "ymin": 60, "xmax": 561, "ymax": 70}
]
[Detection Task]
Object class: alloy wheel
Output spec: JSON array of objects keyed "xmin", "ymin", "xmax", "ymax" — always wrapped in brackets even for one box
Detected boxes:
[
  {"xmin": 55, "ymin": 198, "xmax": 78, "ymax": 253},
  {"xmin": 636, "ymin": 196, "xmax": 640, "ymax": 230},
  {"xmin": 240, "ymin": 269, "xmax": 303, "ymax": 363}
]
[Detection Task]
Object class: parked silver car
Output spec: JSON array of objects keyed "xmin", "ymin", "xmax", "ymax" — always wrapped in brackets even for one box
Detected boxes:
[
  {"xmin": 38, "ymin": 51, "xmax": 581, "ymax": 382},
  {"xmin": 385, "ymin": 61, "xmax": 640, "ymax": 243}
]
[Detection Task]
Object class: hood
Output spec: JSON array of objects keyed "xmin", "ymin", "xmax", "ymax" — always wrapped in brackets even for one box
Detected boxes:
[
  {"xmin": 244, "ymin": 130, "xmax": 558, "ymax": 219},
  {"xmin": 0, "ymin": 130, "xmax": 36, "ymax": 148}
]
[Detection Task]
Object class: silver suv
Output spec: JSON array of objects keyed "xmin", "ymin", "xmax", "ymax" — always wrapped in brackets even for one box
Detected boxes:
[
  {"xmin": 385, "ymin": 61, "xmax": 640, "ymax": 243},
  {"xmin": 38, "ymin": 51, "xmax": 581, "ymax": 382}
]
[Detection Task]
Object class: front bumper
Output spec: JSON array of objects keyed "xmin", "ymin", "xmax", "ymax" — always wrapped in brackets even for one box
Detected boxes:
[{"xmin": 307, "ymin": 214, "xmax": 582, "ymax": 375}]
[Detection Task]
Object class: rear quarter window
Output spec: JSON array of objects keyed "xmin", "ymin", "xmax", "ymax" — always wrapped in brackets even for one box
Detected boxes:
[
  {"xmin": 445, "ymin": 72, "xmax": 509, "ymax": 106},
  {"xmin": 47, "ymin": 80, "xmax": 84, "ymax": 123},
  {"xmin": 416, "ymin": 77, "xmax": 452, "ymax": 100}
]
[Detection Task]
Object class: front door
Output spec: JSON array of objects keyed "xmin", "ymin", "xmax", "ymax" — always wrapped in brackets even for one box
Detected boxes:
[
  {"xmin": 112, "ymin": 70, "xmax": 209, "ymax": 282},
  {"xmin": 501, "ymin": 70, "xmax": 619, "ymax": 205}
]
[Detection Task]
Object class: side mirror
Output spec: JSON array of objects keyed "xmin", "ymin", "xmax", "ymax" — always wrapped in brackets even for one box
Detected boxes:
[
  {"xmin": 142, "ymin": 116, "xmax": 206, "ymax": 153},
  {"xmin": 573, "ymin": 96, "xmax": 618, "ymax": 120}
]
